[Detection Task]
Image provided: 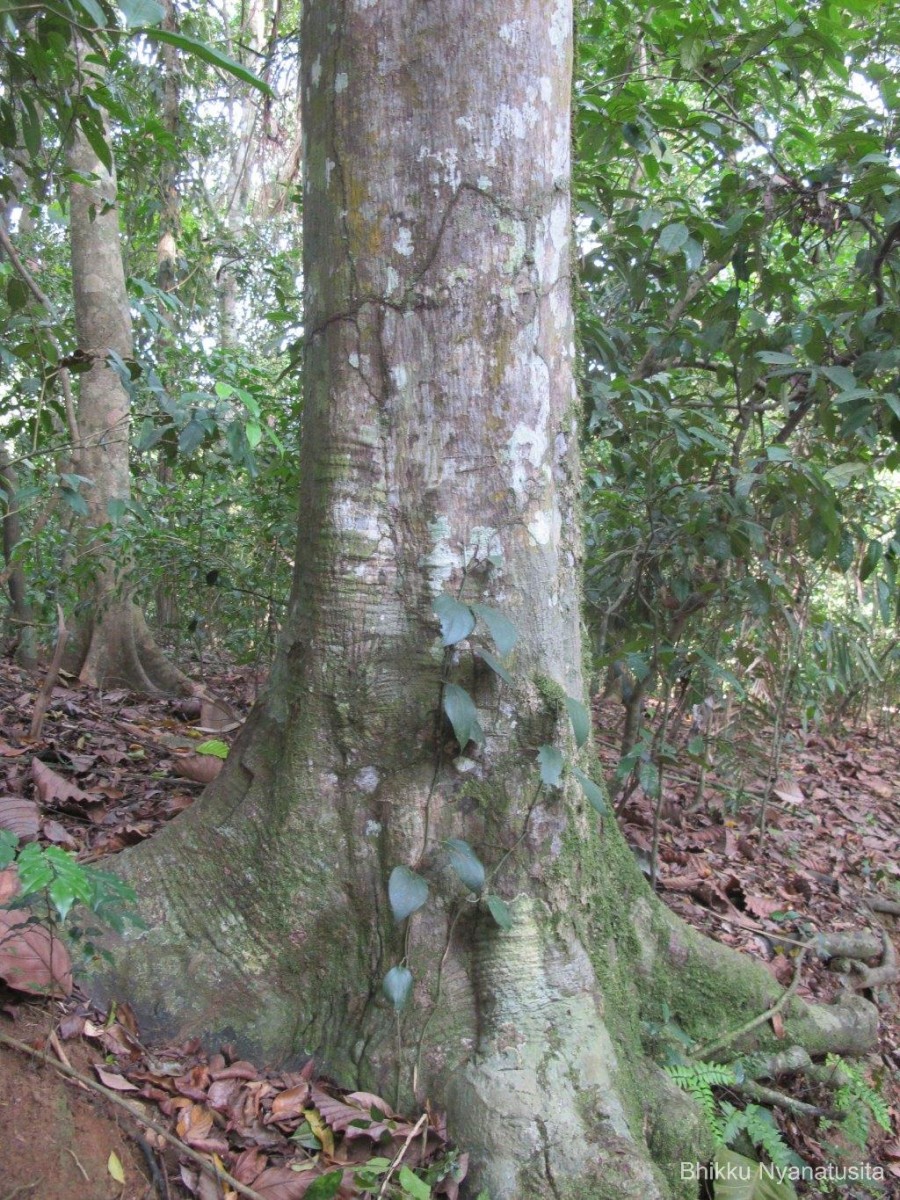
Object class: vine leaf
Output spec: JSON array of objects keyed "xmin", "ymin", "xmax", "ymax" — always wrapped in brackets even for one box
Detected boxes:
[
  {"xmin": 444, "ymin": 838, "xmax": 485, "ymax": 894},
  {"xmin": 388, "ymin": 866, "xmax": 429, "ymax": 923},
  {"xmin": 485, "ymin": 894, "xmax": 512, "ymax": 930},
  {"xmin": 433, "ymin": 594, "xmax": 476, "ymax": 646},
  {"xmin": 443, "ymin": 683, "xmax": 482, "ymax": 749},
  {"xmin": 382, "ymin": 966, "xmax": 413, "ymax": 1011},
  {"xmin": 477, "ymin": 649, "xmax": 514, "ymax": 686},
  {"xmin": 470, "ymin": 602, "xmax": 518, "ymax": 656},
  {"xmin": 537, "ymin": 744, "xmax": 564, "ymax": 788},
  {"xmin": 565, "ymin": 695, "xmax": 591, "ymax": 747},
  {"xmin": 573, "ymin": 766, "xmax": 607, "ymax": 813}
]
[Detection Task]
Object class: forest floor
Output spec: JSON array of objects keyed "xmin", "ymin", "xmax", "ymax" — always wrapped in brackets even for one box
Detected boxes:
[{"xmin": 0, "ymin": 660, "xmax": 898, "ymax": 1198}]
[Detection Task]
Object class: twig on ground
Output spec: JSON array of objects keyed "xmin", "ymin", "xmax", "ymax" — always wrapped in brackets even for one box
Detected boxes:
[
  {"xmin": 377, "ymin": 1111, "xmax": 428, "ymax": 1199},
  {"xmin": 692, "ymin": 943, "xmax": 810, "ymax": 1059},
  {"xmin": 29, "ymin": 606, "xmax": 68, "ymax": 740},
  {"xmin": 0, "ymin": 1030, "xmax": 268, "ymax": 1200}
]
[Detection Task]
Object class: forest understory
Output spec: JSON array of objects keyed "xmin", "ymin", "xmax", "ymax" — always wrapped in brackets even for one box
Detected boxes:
[{"xmin": 0, "ymin": 661, "xmax": 897, "ymax": 1200}]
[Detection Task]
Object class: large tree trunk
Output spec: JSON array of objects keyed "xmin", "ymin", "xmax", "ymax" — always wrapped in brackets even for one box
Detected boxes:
[
  {"xmin": 64, "ymin": 67, "xmax": 192, "ymax": 696},
  {"xmin": 97, "ymin": 5, "xmax": 876, "ymax": 1197}
]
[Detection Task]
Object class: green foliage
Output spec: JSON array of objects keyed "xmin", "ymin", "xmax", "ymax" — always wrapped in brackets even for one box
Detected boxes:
[
  {"xmin": 382, "ymin": 966, "xmax": 413, "ymax": 1012},
  {"xmin": 442, "ymin": 683, "xmax": 482, "ymax": 751},
  {"xmin": 0, "ymin": 831, "xmax": 142, "ymax": 966},
  {"xmin": 821, "ymin": 1053, "xmax": 891, "ymax": 1147},
  {"xmin": 719, "ymin": 1102, "xmax": 803, "ymax": 1171},
  {"xmin": 577, "ymin": 0, "xmax": 900, "ymax": 745},
  {"xmin": 444, "ymin": 839, "xmax": 485, "ymax": 895},
  {"xmin": 388, "ymin": 866, "xmax": 429, "ymax": 923},
  {"xmin": 195, "ymin": 739, "xmax": 229, "ymax": 759},
  {"xmin": 666, "ymin": 1061, "xmax": 736, "ymax": 1144}
]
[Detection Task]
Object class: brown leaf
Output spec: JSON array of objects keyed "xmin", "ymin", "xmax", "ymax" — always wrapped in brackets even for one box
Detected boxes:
[
  {"xmin": 251, "ymin": 1166, "xmax": 349, "ymax": 1200},
  {"xmin": 40, "ymin": 818, "xmax": 78, "ymax": 848},
  {"xmin": 176, "ymin": 1102, "xmax": 215, "ymax": 1144},
  {"xmin": 232, "ymin": 1147, "xmax": 268, "ymax": 1184},
  {"xmin": 31, "ymin": 759, "xmax": 100, "ymax": 808},
  {"xmin": 0, "ymin": 865, "xmax": 19, "ymax": 906},
  {"xmin": 344, "ymin": 1091, "xmax": 397, "ymax": 1118},
  {"xmin": 199, "ymin": 696, "xmax": 241, "ymax": 733},
  {"xmin": 307, "ymin": 1085, "xmax": 396, "ymax": 1141},
  {"xmin": 208, "ymin": 1078, "xmax": 242, "ymax": 1112},
  {"xmin": 270, "ymin": 1084, "xmax": 310, "ymax": 1120},
  {"xmin": 0, "ymin": 907, "xmax": 73, "ymax": 996},
  {"xmin": 211, "ymin": 1060, "xmax": 259, "ymax": 1081},
  {"xmin": 772, "ymin": 780, "xmax": 804, "ymax": 806},
  {"xmin": 0, "ymin": 797, "xmax": 40, "ymax": 840},
  {"xmin": 95, "ymin": 1066, "xmax": 138, "ymax": 1091},
  {"xmin": 172, "ymin": 753, "xmax": 223, "ymax": 784},
  {"xmin": 58, "ymin": 1012, "xmax": 86, "ymax": 1039},
  {"xmin": 745, "ymin": 894, "xmax": 783, "ymax": 919}
]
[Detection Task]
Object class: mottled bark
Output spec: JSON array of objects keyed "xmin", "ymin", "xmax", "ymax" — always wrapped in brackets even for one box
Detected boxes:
[
  {"xmin": 217, "ymin": 0, "xmax": 268, "ymax": 347},
  {"xmin": 64, "ymin": 63, "xmax": 192, "ymax": 696},
  {"xmin": 153, "ymin": 0, "xmax": 182, "ymax": 637},
  {"xmin": 0, "ymin": 448, "xmax": 37, "ymax": 669},
  {"xmin": 94, "ymin": 5, "xmax": 876, "ymax": 1197}
]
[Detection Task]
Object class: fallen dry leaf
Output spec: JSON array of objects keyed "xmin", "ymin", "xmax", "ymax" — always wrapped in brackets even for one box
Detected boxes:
[
  {"xmin": 0, "ymin": 796, "xmax": 40, "ymax": 840},
  {"xmin": 95, "ymin": 1065, "xmax": 138, "ymax": 1091},
  {"xmin": 745, "ymin": 894, "xmax": 784, "ymax": 919},
  {"xmin": 199, "ymin": 695, "xmax": 241, "ymax": 733},
  {"xmin": 0, "ymin": 905, "xmax": 73, "ymax": 996},
  {"xmin": 772, "ymin": 780, "xmax": 805, "ymax": 806},
  {"xmin": 172, "ymin": 753, "xmax": 223, "ymax": 784},
  {"xmin": 251, "ymin": 1165, "xmax": 349, "ymax": 1200},
  {"xmin": 31, "ymin": 758, "xmax": 101, "ymax": 809}
]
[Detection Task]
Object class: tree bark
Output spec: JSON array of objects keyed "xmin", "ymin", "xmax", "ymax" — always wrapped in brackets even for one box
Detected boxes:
[
  {"xmin": 0, "ymin": 448, "xmax": 37, "ymax": 669},
  {"xmin": 95, "ymin": 5, "xmax": 876, "ymax": 1197},
  {"xmin": 63, "ymin": 59, "xmax": 192, "ymax": 696}
]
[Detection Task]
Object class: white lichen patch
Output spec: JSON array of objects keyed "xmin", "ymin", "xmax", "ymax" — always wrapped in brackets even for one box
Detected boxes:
[
  {"xmin": 423, "ymin": 515, "xmax": 459, "ymax": 592},
  {"xmin": 540, "ymin": 76, "xmax": 553, "ymax": 105},
  {"xmin": 527, "ymin": 509, "xmax": 555, "ymax": 547},
  {"xmin": 498, "ymin": 20, "xmax": 525, "ymax": 43},
  {"xmin": 393, "ymin": 226, "xmax": 414, "ymax": 257},
  {"xmin": 334, "ymin": 71, "xmax": 348, "ymax": 93},
  {"xmin": 333, "ymin": 496, "xmax": 383, "ymax": 542},
  {"xmin": 354, "ymin": 767, "xmax": 381, "ymax": 794},
  {"xmin": 549, "ymin": 0, "xmax": 569, "ymax": 49},
  {"xmin": 364, "ymin": 819, "xmax": 382, "ymax": 837},
  {"xmin": 534, "ymin": 196, "xmax": 570, "ymax": 287},
  {"xmin": 325, "ymin": 158, "xmax": 335, "ymax": 187},
  {"xmin": 390, "ymin": 364, "xmax": 408, "ymax": 389},
  {"xmin": 417, "ymin": 146, "xmax": 461, "ymax": 193},
  {"xmin": 348, "ymin": 352, "xmax": 360, "ymax": 369},
  {"xmin": 504, "ymin": 353, "xmax": 551, "ymax": 504},
  {"xmin": 492, "ymin": 104, "xmax": 525, "ymax": 148},
  {"xmin": 466, "ymin": 525, "xmax": 503, "ymax": 567},
  {"xmin": 311, "ymin": 55, "xmax": 322, "ymax": 86}
]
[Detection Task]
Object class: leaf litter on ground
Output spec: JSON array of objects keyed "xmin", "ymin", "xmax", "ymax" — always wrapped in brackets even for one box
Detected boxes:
[{"xmin": 0, "ymin": 659, "xmax": 897, "ymax": 1191}]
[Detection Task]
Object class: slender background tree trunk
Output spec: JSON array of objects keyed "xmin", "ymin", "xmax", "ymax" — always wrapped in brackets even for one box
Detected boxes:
[{"xmin": 64, "ymin": 63, "xmax": 192, "ymax": 696}]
